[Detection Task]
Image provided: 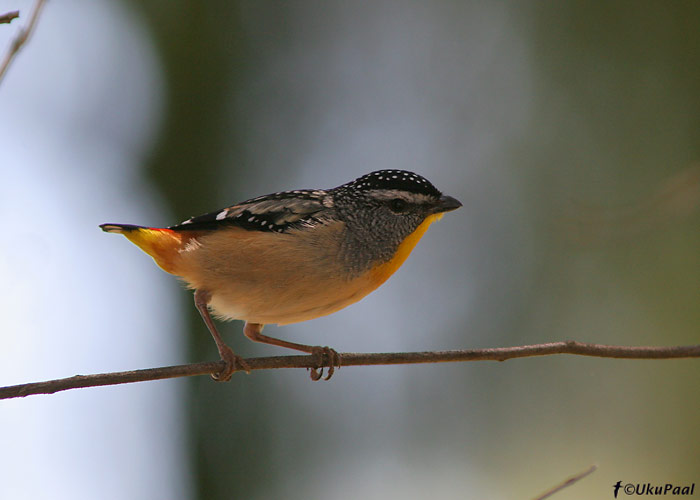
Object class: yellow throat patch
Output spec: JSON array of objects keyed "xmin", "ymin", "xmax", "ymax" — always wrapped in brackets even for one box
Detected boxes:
[{"xmin": 369, "ymin": 212, "xmax": 444, "ymax": 286}]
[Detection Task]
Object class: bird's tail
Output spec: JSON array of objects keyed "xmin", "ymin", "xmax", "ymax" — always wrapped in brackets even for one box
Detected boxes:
[{"xmin": 99, "ymin": 223, "xmax": 187, "ymax": 274}]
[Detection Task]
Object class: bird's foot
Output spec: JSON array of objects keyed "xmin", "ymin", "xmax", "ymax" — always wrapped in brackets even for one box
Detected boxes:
[
  {"xmin": 308, "ymin": 346, "xmax": 341, "ymax": 381},
  {"xmin": 212, "ymin": 345, "xmax": 251, "ymax": 382}
]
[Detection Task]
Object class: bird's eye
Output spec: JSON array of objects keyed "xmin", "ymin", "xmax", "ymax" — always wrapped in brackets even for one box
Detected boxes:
[{"xmin": 389, "ymin": 198, "xmax": 408, "ymax": 213}]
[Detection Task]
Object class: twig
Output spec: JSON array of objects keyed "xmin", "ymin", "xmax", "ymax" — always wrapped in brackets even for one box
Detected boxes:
[
  {"xmin": 532, "ymin": 464, "xmax": 598, "ymax": 500},
  {"xmin": 0, "ymin": 11, "xmax": 20, "ymax": 24},
  {"xmin": 0, "ymin": 0, "xmax": 47, "ymax": 84},
  {"xmin": 1, "ymin": 342, "xmax": 698, "ymax": 400}
]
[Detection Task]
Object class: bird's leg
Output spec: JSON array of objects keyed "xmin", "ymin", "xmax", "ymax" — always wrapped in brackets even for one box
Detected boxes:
[
  {"xmin": 243, "ymin": 322, "xmax": 341, "ymax": 381},
  {"xmin": 194, "ymin": 289, "xmax": 250, "ymax": 381}
]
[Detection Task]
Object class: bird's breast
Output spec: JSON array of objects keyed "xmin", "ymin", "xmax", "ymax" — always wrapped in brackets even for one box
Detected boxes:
[{"xmin": 174, "ymin": 214, "xmax": 442, "ymax": 325}]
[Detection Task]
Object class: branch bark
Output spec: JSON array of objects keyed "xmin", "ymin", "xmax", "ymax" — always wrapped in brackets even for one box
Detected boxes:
[
  {"xmin": 1, "ymin": 341, "xmax": 698, "ymax": 400},
  {"xmin": 532, "ymin": 464, "xmax": 598, "ymax": 500},
  {"xmin": 0, "ymin": 11, "xmax": 20, "ymax": 24},
  {"xmin": 0, "ymin": 0, "xmax": 46, "ymax": 83}
]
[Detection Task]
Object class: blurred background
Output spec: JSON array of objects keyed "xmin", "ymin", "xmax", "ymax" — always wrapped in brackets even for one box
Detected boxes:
[{"xmin": 1, "ymin": 1, "xmax": 698, "ymax": 498}]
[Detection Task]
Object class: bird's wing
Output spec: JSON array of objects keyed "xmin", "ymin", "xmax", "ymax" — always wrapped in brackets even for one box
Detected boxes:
[{"xmin": 170, "ymin": 189, "xmax": 333, "ymax": 233}]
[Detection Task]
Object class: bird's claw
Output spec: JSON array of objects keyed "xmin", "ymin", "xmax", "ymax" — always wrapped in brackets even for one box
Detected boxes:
[
  {"xmin": 308, "ymin": 346, "xmax": 341, "ymax": 381},
  {"xmin": 212, "ymin": 346, "xmax": 251, "ymax": 382}
]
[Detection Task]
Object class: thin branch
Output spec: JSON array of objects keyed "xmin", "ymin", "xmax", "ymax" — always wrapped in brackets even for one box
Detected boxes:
[
  {"xmin": 0, "ymin": 0, "xmax": 47, "ymax": 84},
  {"xmin": 532, "ymin": 465, "xmax": 598, "ymax": 500},
  {"xmin": 1, "ymin": 341, "xmax": 698, "ymax": 400},
  {"xmin": 0, "ymin": 11, "xmax": 20, "ymax": 24}
]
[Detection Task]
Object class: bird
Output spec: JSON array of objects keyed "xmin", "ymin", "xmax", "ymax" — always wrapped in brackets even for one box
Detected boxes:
[{"xmin": 100, "ymin": 170, "xmax": 462, "ymax": 381}]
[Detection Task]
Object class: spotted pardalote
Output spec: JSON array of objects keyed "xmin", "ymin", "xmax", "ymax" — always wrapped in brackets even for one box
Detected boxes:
[{"xmin": 101, "ymin": 170, "xmax": 462, "ymax": 381}]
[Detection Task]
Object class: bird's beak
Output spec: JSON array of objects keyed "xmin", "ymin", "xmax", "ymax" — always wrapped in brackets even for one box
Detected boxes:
[{"xmin": 432, "ymin": 195, "xmax": 462, "ymax": 214}]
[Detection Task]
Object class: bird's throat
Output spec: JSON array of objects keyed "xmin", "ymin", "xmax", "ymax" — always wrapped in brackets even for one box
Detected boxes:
[{"xmin": 369, "ymin": 212, "xmax": 444, "ymax": 286}]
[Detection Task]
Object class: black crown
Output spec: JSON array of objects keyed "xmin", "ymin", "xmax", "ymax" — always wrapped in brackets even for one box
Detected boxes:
[{"xmin": 341, "ymin": 170, "xmax": 442, "ymax": 198}]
